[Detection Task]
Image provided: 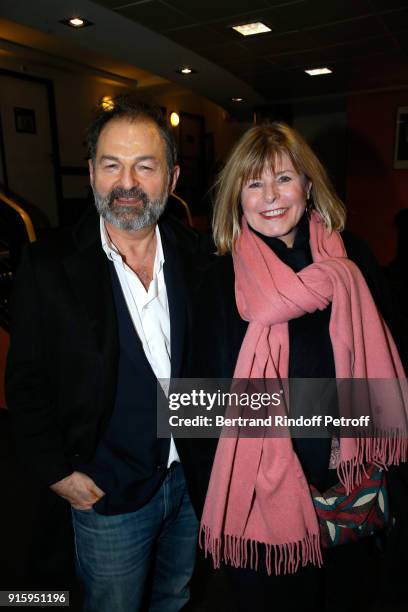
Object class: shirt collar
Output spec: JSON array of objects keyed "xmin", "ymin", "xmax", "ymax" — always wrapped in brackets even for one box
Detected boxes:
[{"xmin": 99, "ymin": 217, "xmax": 165, "ymax": 273}]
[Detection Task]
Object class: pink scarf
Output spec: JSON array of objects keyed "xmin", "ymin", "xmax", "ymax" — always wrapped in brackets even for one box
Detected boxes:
[{"xmin": 200, "ymin": 213, "xmax": 407, "ymax": 575}]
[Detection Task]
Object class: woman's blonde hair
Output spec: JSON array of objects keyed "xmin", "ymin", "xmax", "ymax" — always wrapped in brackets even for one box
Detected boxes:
[{"xmin": 212, "ymin": 122, "xmax": 346, "ymax": 254}]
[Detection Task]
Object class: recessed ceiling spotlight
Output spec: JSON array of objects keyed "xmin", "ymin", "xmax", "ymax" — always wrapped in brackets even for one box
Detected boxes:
[
  {"xmin": 305, "ymin": 67, "xmax": 332, "ymax": 76},
  {"xmin": 232, "ymin": 22, "xmax": 271, "ymax": 36},
  {"xmin": 60, "ymin": 17, "xmax": 94, "ymax": 28},
  {"xmin": 176, "ymin": 67, "xmax": 196, "ymax": 75},
  {"xmin": 70, "ymin": 18, "xmax": 84, "ymax": 27},
  {"xmin": 231, "ymin": 97, "xmax": 244, "ymax": 102}
]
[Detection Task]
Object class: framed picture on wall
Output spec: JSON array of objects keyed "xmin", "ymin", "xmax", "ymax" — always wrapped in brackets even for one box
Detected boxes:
[
  {"xmin": 394, "ymin": 106, "xmax": 408, "ymax": 169},
  {"xmin": 14, "ymin": 107, "xmax": 36, "ymax": 134}
]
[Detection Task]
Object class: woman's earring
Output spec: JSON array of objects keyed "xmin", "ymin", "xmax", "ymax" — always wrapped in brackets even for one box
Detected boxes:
[{"xmin": 306, "ymin": 189, "xmax": 312, "ymax": 213}]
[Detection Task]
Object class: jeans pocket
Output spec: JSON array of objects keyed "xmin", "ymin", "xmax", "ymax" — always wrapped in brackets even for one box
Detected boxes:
[{"xmin": 72, "ymin": 506, "xmax": 94, "ymax": 513}]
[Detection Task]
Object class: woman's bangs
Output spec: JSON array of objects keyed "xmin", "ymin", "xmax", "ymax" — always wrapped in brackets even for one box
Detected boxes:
[{"xmin": 240, "ymin": 145, "xmax": 279, "ymax": 183}]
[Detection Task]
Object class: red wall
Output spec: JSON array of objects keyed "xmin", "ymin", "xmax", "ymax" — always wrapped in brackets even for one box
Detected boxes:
[{"xmin": 346, "ymin": 91, "xmax": 408, "ymax": 265}]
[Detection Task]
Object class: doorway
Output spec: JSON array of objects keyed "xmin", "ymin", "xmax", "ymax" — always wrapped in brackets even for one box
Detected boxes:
[{"xmin": 0, "ymin": 69, "xmax": 61, "ymax": 227}]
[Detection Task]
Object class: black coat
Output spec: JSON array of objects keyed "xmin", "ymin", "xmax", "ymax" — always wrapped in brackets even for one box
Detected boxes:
[
  {"xmin": 187, "ymin": 229, "xmax": 408, "ymax": 515},
  {"xmin": 188, "ymin": 228, "xmax": 408, "ymax": 600},
  {"xmin": 5, "ymin": 208, "xmax": 206, "ymax": 499}
]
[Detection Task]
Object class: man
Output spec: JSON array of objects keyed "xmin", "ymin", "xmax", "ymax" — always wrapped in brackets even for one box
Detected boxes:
[{"xmin": 6, "ymin": 96, "xmax": 201, "ymax": 611}]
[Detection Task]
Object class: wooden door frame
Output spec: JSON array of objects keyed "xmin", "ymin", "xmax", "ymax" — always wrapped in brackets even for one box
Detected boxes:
[{"xmin": 0, "ymin": 68, "xmax": 62, "ymax": 222}]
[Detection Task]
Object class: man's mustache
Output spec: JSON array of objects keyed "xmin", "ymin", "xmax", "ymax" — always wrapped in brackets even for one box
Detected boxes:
[{"xmin": 108, "ymin": 186, "xmax": 149, "ymax": 206}]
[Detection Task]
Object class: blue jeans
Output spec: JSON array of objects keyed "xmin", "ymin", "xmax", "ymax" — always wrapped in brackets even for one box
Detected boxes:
[{"xmin": 71, "ymin": 463, "xmax": 198, "ymax": 612}]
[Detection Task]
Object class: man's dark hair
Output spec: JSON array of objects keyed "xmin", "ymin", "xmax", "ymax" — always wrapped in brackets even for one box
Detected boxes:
[{"xmin": 86, "ymin": 95, "xmax": 177, "ymax": 176}]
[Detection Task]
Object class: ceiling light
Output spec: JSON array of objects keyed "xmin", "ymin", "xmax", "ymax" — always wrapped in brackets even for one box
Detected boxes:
[
  {"xmin": 170, "ymin": 112, "xmax": 180, "ymax": 127},
  {"xmin": 231, "ymin": 97, "xmax": 244, "ymax": 102},
  {"xmin": 176, "ymin": 67, "xmax": 196, "ymax": 75},
  {"xmin": 305, "ymin": 67, "xmax": 333, "ymax": 76},
  {"xmin": 60, "ymin": 17, "xmax": 94, "ymax": 28},
  {"xmin": 232, "ymin": 22, "xmax": 271, "ymax": 36}
]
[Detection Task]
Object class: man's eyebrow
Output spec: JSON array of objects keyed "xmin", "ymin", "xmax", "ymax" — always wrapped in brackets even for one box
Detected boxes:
[
  {"xmin": 99, "ymin": 155, "xmax": 119, "ymax": 162},
  {"xmin": 99, "ymin": 155, "xmax": 157, "ymax": 162}
]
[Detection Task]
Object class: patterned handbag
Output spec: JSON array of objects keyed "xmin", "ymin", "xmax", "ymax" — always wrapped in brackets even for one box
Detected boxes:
[{"xmin": 309, "ymin": 463, "xmax": 390, "ymax": 548}]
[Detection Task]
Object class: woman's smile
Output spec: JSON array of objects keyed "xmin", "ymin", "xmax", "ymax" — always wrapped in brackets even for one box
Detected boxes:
[{"xmin": 259, "ymin": 208, "xmax": 288, "ymax": 219}]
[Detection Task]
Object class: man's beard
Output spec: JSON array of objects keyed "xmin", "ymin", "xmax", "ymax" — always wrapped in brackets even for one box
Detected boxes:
[{"xmin": 92, "ymin": 184, "xmax": 168, "ymax": 231}]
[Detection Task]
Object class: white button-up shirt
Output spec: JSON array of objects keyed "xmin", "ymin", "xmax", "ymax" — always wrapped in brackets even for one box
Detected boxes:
[{"xmin": 100, "ymin": 218, "xmax": 180, "ymax": 466}]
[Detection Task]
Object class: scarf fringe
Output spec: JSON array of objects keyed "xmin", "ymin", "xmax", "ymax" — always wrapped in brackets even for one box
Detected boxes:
[
  {"xmin": 337, "ymin": 432, "xmax": 408, "ymax": 494},
  {"xmin": 199, "ymin": 525, "xmax": 323, "ymax": 576}
]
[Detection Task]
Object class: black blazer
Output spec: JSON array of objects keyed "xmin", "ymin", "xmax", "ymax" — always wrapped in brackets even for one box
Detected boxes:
[{"xmin": 6, "ymin": 208, "xmax": 205, "ymax": 492}]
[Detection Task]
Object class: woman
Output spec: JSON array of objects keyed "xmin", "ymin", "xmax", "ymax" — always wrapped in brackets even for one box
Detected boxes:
[{"xmin": 192, "ymin": 123, "xmax": 408, "ymax": 611}]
